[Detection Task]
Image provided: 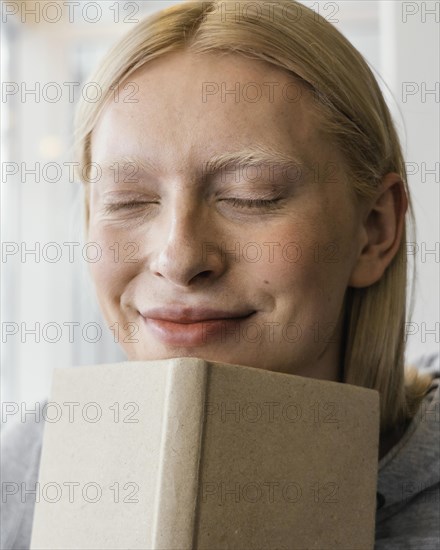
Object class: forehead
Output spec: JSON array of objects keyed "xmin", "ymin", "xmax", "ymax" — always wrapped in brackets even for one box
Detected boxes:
[{"xmin": 91, "ymin": 50, "xmax": 322, "ymax": 173}]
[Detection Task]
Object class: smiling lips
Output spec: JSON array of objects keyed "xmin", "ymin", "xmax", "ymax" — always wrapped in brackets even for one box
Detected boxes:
[{"xmin": 140, "ymin": 306, "xmax": 256, "ymax": 346}]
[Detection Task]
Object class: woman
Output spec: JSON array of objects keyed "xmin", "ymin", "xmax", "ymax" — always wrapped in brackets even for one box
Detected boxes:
[{"xmin": 2, "ymin": 1, "xmax": 439, "ymax": 548}]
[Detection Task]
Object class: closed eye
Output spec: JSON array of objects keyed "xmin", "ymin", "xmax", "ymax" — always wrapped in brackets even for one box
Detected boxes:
[
  {"xmin": 103, "ymin": 201, "xmax": 157, "ymax": 214},
  {"xmin": 103, "ymin": 197, "xmax": 284, "ymax": 214},
  {"xmin": 221, "ymin": 198, "xmax": 283, "ymax": 209}
]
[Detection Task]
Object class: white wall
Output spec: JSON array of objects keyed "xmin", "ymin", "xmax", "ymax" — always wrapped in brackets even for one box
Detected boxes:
[{"xmin": 378, "ymin": 1, "xmax": 439, "ymax": 364}]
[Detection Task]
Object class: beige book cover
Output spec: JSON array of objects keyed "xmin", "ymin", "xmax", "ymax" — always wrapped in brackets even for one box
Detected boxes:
[{"xmin": 30, "ymin": 358, "xmax": 380, "ymax": 550}]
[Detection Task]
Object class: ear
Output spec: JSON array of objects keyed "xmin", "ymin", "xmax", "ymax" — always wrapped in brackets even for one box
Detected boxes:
[{"xmin": 348, "ymin": 172, "xmax": 408, "ymax": 288}]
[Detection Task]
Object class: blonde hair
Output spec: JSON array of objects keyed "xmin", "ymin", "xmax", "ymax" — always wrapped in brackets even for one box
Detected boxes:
[{"xmin": 74, "ymin": 0, "xmax": 433, "ymax": 433}]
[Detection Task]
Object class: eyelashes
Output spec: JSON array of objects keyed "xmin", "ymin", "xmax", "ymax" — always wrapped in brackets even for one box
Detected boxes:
[
  {"xmin": 102, "ymin": 201, "xmax": 156, "ymax": 214},
  {"xmin": 221, "ymin": 198, "xmax": 283, "ymax": 209}
]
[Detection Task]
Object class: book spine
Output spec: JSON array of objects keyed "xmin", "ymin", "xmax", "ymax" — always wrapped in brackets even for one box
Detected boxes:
[{"xmin": 151, "ymin": 358, "xmax": 208, "ymax": 549}]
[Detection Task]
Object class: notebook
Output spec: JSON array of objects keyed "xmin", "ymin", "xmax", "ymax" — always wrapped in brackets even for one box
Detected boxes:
[{"xmin": 30, "ymin": 358, "xmax": 379, "ymax": 549}]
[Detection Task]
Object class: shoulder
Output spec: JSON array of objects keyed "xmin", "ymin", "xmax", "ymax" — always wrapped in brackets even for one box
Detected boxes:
[
  {"xmin": 375, "ymin": 482, "xmax": 440, "ymax": 549},
  {"xmin": 376, "ymin": 353, "xmax": 439, "ymax": 548},
  {"xmin": 1, "ymin": 400, "xmax": 47, "ymax": 550}
]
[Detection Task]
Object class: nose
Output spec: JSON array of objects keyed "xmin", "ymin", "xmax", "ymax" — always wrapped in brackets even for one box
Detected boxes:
[{"xmin": 149, "ymin": 198, "xmax": 226, "ymax": 288}]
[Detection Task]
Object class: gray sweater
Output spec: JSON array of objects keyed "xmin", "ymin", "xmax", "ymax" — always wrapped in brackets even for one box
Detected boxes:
[{"xmin": 1, "ymin": 355, "xmax": 439, "ymax": 550}]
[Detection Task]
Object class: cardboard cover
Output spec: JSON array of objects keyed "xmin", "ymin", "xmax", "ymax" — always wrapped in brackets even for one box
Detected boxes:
[{"xmin": 30, "ymin": 358, "xmax": 380, "ymax": 549}]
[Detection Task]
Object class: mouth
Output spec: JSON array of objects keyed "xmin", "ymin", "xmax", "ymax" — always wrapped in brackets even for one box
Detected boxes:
[
  {"xmin": 139, "ymin": 308, "xmax": 256, "ymax": 347},
  {"xmin": 140, "ymin": 306, "xmax": 256, "ymax": 324}
]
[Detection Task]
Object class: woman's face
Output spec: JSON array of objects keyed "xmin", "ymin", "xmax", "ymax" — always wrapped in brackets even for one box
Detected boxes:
[{"xmin": 87, "ymin": 50, "xmax": 365, "ymax": 380}]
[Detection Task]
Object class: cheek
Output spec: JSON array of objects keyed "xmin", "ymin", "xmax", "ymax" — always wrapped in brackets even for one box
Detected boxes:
[
  {"xmin": 252, "ymin": 217, "xmax": 352, "ymax": 314},
  {"xmin": 86, "ymin": 223, "xmax": 137, "ymax": 308}
]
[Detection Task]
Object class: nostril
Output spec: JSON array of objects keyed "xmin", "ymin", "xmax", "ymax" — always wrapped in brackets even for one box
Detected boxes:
[{"xmin": 190, "ymin": 270, "xmax": 212, "ymax": 283}]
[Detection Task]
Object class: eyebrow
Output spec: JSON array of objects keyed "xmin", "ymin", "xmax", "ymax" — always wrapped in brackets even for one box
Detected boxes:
[
  {"xmin": 100, "ymin": 143, "xmax": 308, "ymax": 182},
  {"xmin": 202, "ymin": 144, "xmax": 307, "ymax": 176}
]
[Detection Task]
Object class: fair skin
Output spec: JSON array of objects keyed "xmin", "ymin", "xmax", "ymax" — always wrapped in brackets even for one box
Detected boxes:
[{"xmin": 86, "ymin": 50, "xmax": 407, "ymax": 458}]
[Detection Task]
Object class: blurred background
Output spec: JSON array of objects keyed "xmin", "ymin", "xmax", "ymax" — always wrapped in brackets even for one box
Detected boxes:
[{"xmin": 1, "ymin": 0, "xmax": 439, "ymax": 411}]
